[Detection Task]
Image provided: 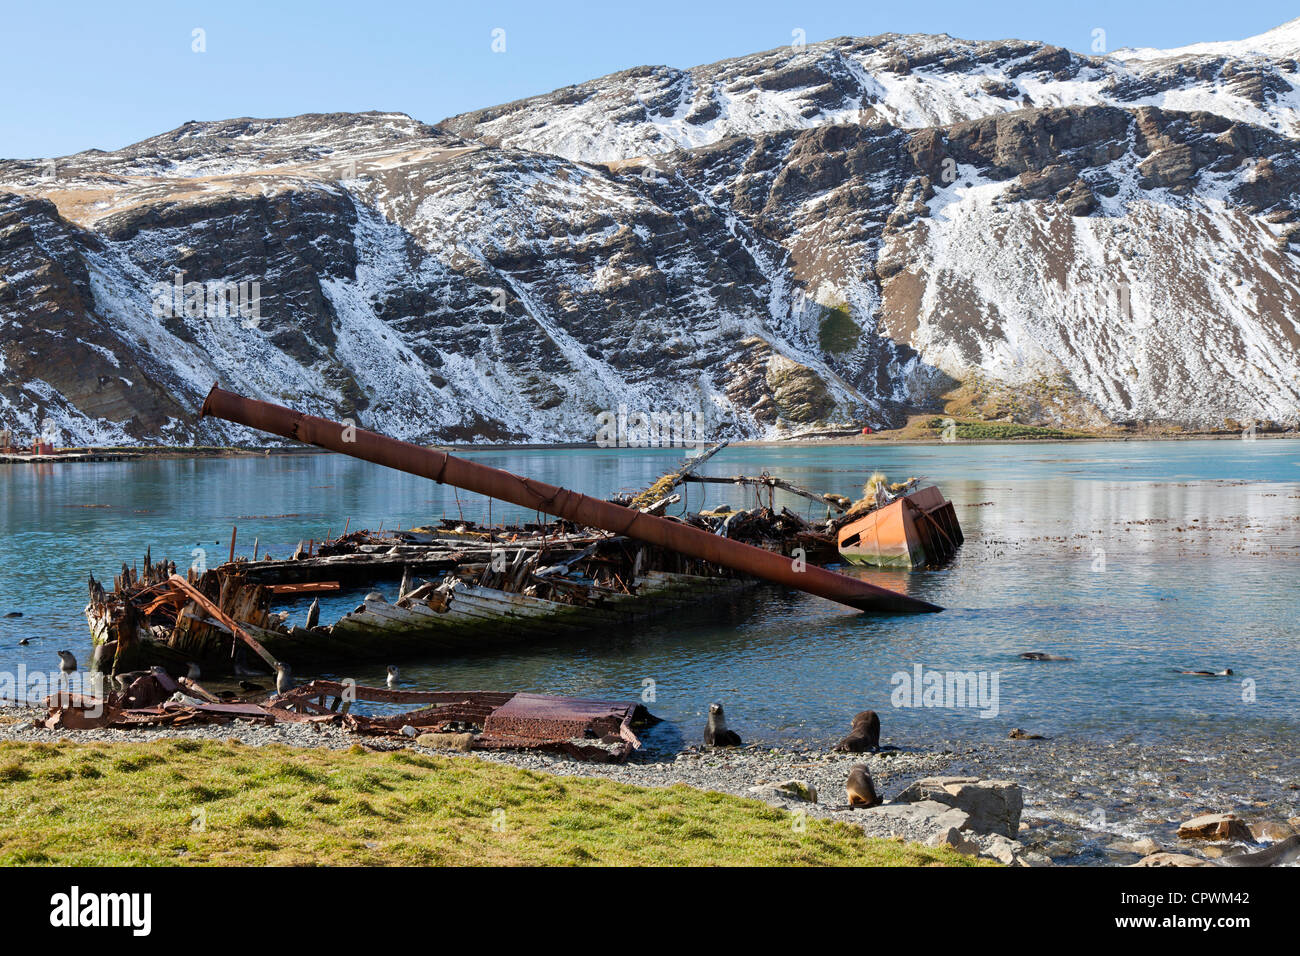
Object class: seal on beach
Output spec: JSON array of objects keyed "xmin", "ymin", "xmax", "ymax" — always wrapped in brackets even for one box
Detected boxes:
[
  {"xmin": 1220, "ymin": 834, "xmax": 1300, "ymax": 868},
  {"xmin": 1174, "ymin": 668, "xmax": 1233, "ymax": 676},
  {"xmin": 386, "ymin": 665, "xmax": 399, "ymax": 688},
  {"xmin": 56, "ymin": 650, "xmax": 77, "ymax": 675},
  {"xmin": 90, "ymin": 641, "xmax": 113, "ymax": 672},
  {"xmin": 703, "ymin": 702, "xmax": 742, "ymax": 747},
  {"xmin": 846, "ymin": 764, "xmax": 881, "ymax": 808},
  {"xmin": 835, "ymin": 710, "xmax": 881, "ymax": 752},
  {"xmin": 1020, "ymin": 652, "xmax": 1074, "ymax": 662},
  {"xmin": 275, "ymin": 662, "xmax": 293, "ymax": 695}
]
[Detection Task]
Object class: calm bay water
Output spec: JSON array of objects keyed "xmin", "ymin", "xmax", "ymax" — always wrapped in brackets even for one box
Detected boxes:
[{"xmin": 1, "ymin": 439, "xmax": 1298, "ymax": 751}]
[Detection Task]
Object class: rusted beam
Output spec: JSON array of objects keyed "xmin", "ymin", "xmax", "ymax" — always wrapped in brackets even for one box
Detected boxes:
[
  {"xmin": 267, "ymin": 581, "xmax": 341, "ymax": 595},
  {"xmin": 167, "ymin": 574, "xmax": 281, "ymax": 670},
  {"xmin": 200, "ymin": 386, "xmax": 941, "ymax": 613}
]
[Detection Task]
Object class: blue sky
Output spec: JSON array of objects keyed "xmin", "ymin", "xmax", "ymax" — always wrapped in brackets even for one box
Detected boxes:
[{"xmin": 2, "ymin": 0, "xmax": 1295, "ymax": 158}]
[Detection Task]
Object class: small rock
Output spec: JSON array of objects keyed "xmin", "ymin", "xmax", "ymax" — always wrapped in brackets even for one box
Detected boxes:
[
  {"xmin": 1111, "ymin": 837, "xmax": 1160, "ymax": 856},
  {"xmin": 415, "ymin": 732, "xmax": 473, "ymax": 751},
  {"xmin": 979, "ymin": 834, "xmax": 1022, "ymax": 865},
  {"xmin": 1177, "ymin": 812, "xmax": 1253, "ymax": 842},
  {"xmin": 1131, "ymin": 852, "xmax": 1215, "ymax": 867},
  {"xmin": 748, "ymin": 779, "xmax": 817, "ymax": 803},
  {"xmin": 927, "ymin": 826, "xmax": 979, "ymax": 855}
]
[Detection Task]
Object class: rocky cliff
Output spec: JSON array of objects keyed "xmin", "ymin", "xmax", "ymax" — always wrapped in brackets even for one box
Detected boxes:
[{"xmin": 3, "ymin": 20, "xmax": 1300, "ymax": 444}]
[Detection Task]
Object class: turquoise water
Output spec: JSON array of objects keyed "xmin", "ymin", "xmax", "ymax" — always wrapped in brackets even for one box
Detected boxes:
[{"xmin": 1, "ymin": 439, "xmax": 1298, "ymax": 750}]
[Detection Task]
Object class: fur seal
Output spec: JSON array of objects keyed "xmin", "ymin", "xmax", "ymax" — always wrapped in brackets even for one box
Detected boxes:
[
  {"xmin": 1174, "ymin": 668, "xmax": 1233, "ymax": 676},
  {"xmin": 56, "ymin": 650, "xmax": 77, "ymax": 675},
  {"xmin": 835, "ymin": 710, "xmax": 881, "ymax": 752},
  {"xmin": 17, "ymin": 638, "xmax": 28, "ymax": 646},
  {"xmin": 90, "ymin": 641, "xmax": 114, "ymax": 671},
  {"xmin": 4, "ymin": 611, "xmax": 22, "ymax": 618},
  {"xmin": 186, "ymin": 661, "xmax": 201, "ymax": 681},
  {"xmin": 703, "ymin": 702, "xmax": 742, "ymax": 747},
  {"xmin": 275, "ymin": 662, "xmax": 293, "ymax": 695},
  {"xmin": 1020, "ymin": 652, "xmax": 1074, "ymax": 662},
  {"xmin": 846, "ymin": 764, "xmax": 881, "ymax": 808},
  {"xmin": 112, "ymin": 669, "xmax": 149, "ymax": 692},
  {"xmin": 1220, "ymin": 834, "xmax": 1300, "ymax": 868},
  {"xmin": 1008, "ymin": 728, "xmax": 1046, "ymax": 740},
  {"xmin": 386, "ymin": 665, "xmax": 399, "ymax": 688}
]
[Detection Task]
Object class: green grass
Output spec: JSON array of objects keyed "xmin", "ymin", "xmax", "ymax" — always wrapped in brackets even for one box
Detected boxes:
[
  {"xmin": 0, "ymin": 740, "xmax": 989, "ymax": 867},
  {"xmin": 817, "ymin": 303, "xmax": 861, "ymax": 354},
  {"xmin": 924, "ymin": 418, "xmax": 1086, "ymax": 441}
]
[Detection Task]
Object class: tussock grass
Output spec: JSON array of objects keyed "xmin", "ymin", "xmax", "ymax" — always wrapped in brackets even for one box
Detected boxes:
[
  {"xmin": 924, "ymin": 418, "xmax": 1085, "ymax": 441},
  {"xmin": 0, "ymin": 740, "xmax": 987, "ymax": 867}
]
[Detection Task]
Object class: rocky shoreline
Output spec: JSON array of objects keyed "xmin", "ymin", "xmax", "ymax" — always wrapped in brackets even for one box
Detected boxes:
[{"xmin": 4, "ymin": 703, "xmax": 1295, "ymax": 867}]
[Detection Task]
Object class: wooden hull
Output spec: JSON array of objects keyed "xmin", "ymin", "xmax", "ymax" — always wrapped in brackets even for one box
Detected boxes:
[
  {"xmin": 836, "ymin": 486, "xmax": 963, "ymax": 569},
  {"xmin": 88, "ymin": 569, "xmax": 760, "ymax": 671}
]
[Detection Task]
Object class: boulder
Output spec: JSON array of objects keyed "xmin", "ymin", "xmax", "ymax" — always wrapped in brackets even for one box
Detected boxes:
[
  {"xmin": 1177, "ymin": 813, "xmax": 1253, "ymax": 842},
  {"xmin": 853, "ymin": 800, "xmax": 971, "ymax": 843},
  {"xmin": 1250, "ymin": 820, "xmax": 1296, "ymax": 843},
  {"xmin": 893, "ymin": 776, "xmax": 1023, "ymax": 837}
]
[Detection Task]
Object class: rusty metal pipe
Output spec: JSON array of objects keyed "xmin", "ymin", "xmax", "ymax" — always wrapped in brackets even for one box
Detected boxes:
[{"xmin": 200, "ymin": 386, "xmax": 941, "ymax": 614}]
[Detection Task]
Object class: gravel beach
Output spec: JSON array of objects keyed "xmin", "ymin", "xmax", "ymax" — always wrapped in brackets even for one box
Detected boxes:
[{"xmin": 4, "ymin": 703, "xmax": 1295, "ymax": 866}]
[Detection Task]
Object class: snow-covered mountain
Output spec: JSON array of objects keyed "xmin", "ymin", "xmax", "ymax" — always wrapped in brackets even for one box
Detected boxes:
[{"xmin": 2, "ymin": 22, "xmax": 1299, "ymax": 445}]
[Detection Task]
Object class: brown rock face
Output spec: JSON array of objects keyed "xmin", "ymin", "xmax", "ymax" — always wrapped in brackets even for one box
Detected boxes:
[{"xmin": 4, "ymin": 28, "xmax": 1300, "ymax": 443}]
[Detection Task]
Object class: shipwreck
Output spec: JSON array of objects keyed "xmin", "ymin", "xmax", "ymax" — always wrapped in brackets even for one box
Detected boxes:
[{"xmin": 84, "ymin": 387, "xmax": 958, "ymax": 678}]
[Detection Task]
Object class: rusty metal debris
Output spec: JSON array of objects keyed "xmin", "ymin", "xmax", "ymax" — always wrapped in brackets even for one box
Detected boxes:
[
  {"xmin": 271, "ymin": 681, "xmax": 653, "ymax": 761},
  {"xmin": 42, "ymin": 672, "xmax": 653, "ymax": 763}
]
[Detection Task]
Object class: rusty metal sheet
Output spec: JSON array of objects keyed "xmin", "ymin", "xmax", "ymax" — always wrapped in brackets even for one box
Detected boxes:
[{"xmin": 484, "ymin": 693, "xmax": 635, "ymax": 741}]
